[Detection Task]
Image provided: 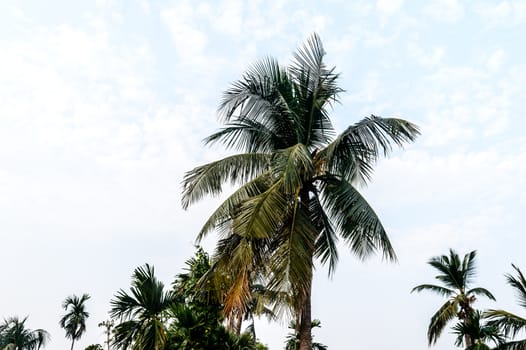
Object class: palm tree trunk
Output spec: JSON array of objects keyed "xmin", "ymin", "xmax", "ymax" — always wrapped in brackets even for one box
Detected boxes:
[
  {"xmin": 298, "ymin": 266, "xmax": 313, "ymax": 350},
  {"xmin": 70, "ymin": 338, "xmax": 75, "ymax": 350}
]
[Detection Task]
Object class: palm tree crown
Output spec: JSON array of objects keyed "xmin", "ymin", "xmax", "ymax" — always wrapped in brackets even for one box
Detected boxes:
[
  {"xmin": 412, "ymin": 249, "xmax": 496, "ymax": 347},
  {"xmin": 110, "ymin": 264, "xmax": 176, "ymax": 350},
  {"xmin": 452, "ymin": 310, "xmax": 504, "ymax": 350},
  {"xmin": 59, "ymin": 293, "xmax": 90, "ymax": 350},
  {"xmin": 182, "ymin": 33, "xmax": 419, "ymax": 349},
  {"xmin": 485, "ymin": 264, "xmax": 526, "ymax": 350},
  {"xmin": 0, "ymin": 316, "xmax": 49, "ymax": 350}
]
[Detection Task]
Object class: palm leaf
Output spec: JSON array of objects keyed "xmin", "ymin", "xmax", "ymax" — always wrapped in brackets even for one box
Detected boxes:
[
  {"xmin": 468, "ymin": 287, "xmax": 496, "ymax": 301},
  {"xmin": 267, "ymin": 201, "xmax": 317, "ymax": 307},
  {"xmin": 411, "ymin": 284, "xmax": 455, "ymax": 297},
  {"xmin": 196, "ymin": 174, "xmax": 272, "ymax": 242},
  {"xmin": 182, "ymin": 153, "xmax": 270, "ymax": 209},
  {"xmin": 319, "ymin": 175, "xmax": 395, "ymax": 261},
  {"xmin": 310, "ymin": 191, "xmax": 338, "ymax": 276},
  {"xmin": 428, "ymin": 299, "xmax": 458, "ymax": 345},
  {"xmin": 486, "ymin": 310, "xmax": 526, "ymax": 338},
  {"xmin": 320, "ymin": 116, "xmax": 420, "ymax": 186}
]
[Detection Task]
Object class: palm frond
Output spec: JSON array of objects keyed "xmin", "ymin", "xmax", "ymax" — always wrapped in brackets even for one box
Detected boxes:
[
  {"xmin": 320, "ymin": 116, "xmax": 420, "ymax": 186},
  {"xmin": 319, "ymin": 176, "xmax": 395, "ymax": 261},
  {"xmin": 196, "ymin": 174, "xmax": 271, "ymax": 242},
  {"xmin": 463, "ymin": 250, "xmax": 478, "ymax": 288},
  {"xmin": 271, "ymin": 143, "xmax": 314, "ymax": 194},
  {"xmin": 428, "ymin": 300, "xmax": 458, "ymax": 345},
  {"xmin": 468, "ymin": 287, "xmax": 496, "ymax": 301},
  {"xmin": 310, "ymin": 191, "xmax": 338, "ymax": 276},
  {"xmin": 232, "ymin": 179, "xmax": 291, "ymax": 239},
  {"xmin": 411, "ymin": 284, "xmax": 455, "ymax": 297},
  {"xmin": 507, "ymin": 264, "xmax": 526, "ymax": 309},
  {"xmin": 486, "ymin": 310, "xmax": 526, "ymax": 338},
  {"xmin": 182, "ymin": 153, "xmax": 270, "ymax": 209},
  {"xmin": 267, "ymin": 202, "xmax": 316, "ymax": 308}
]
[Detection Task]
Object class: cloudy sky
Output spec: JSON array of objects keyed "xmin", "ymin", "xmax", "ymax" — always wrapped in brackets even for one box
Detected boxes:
[{"xmin": 1, "ymin": 0, "xmax": 526, "ymax": 349}]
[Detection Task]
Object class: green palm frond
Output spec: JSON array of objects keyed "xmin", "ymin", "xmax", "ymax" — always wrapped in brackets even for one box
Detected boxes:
[
  {"xmin": 204, "ymin": 119, "xmax": 286, "ymax": 153},
  {"xmin": 232, "ymin": 180, "xmax": 291, "ymax": 239},
  {"xmin": 197, "ymin": 175, "xmax": 271, "ymax": 242},
  {"xmin": 310, "ymin": 192, "xmax": 338, "ymax": 276},
  {"xmin": 494, "ymin": 340, "xmax": 526, "ymax": 350},
  {"xmin": 319, "ymin": 176, "xmax": 395, "ymax": 261},
  {"xmin": 321, "ymin": 116, "xmax": 420, "ymax": 186},
  {"xmin": 507, "ymin": 264, "xmax": 526, "ymax": 309},
  {"xmin": 468, "ymin": 287, "xmax": 496, "ymax": 301},
  {"xmin": 486, "ymin": 310, "xmax": 526, "ymax": 338},
  {"xmin": 182, "ymin": 153, "xmax": 270, "ymax": 209},
  {"xmin": 463, "ymin": 250, "xmax": 478, "ymax": 288},
  {"xmin": 428, "ymin": 299, "xmax": 458, "ymax": 345},
  {"xmin": 411, "ymin": 284, "xmax": 455, "ymax": 297},
  {"xmin": 271, "ymin": 143, "xmax": 314, "ymax": 194},
  {"xmin": 289, "ymin": 33, "xmax": 339, "ymax": 149},
  {"xmin": 268, "ymin": 202, "xmax": 316, "ymax": 305}
]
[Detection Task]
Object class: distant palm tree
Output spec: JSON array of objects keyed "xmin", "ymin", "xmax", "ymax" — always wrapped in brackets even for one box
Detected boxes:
[
  {"xmin": 285, "ymin": 319, "xmax": 327, "ymax": 350},
  {"xmin": 452, "ymin": 310, "xmax": 504, "ymax": 349},
  {"xmin": 486, "ymin": 264, "xmax": 526, "ymax": 350},
  {"xmin": 110, "ymin": 264, "xmax": 176, "ymax": 350},
  {"xmin": 0, "ymin": 316, "xmax": 49, "ymax": 350},
  {"xmin": 60, "ymin": 293, "xmax": 91, "ymax": 350},
  {"xmin": 412, "ymin": 249, "xmax": 496, "ymax": 347}
]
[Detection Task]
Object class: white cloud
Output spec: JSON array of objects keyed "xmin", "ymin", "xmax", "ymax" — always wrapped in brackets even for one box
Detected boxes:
[
  {"xmin": 408, "ymin": 42, "xmax": 445, "ymax": 67},
  {"xmin": 424, "ymin": 0, "xmax": 464, "ymax": 22},
  {"xmin": 376, "ymin": 0, "xmax": 404, "ymax": 16},
  {"xmin": 477, "ymin": 1, "xmax": 526, "ymax": 26},
  {"xmin": 160, "ymin": 3, "xmax": 208, "ymax": 60},
  {"xmin": 486, "ymin": 48, "xmax": 506, "ymax": 70}
]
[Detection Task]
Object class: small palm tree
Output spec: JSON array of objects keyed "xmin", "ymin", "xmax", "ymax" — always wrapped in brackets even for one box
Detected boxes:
[
  {"xmin": 60, "ymin": 293, "xmax": 91, "ymax": 350},
  {"xmin": 0, "ymin": 316, "xmax": 49, "ymax": 350},
  {"xmin": 485, "ymin": 264, "xmax": 526, "ymax": 349},
  {"xmin": 110, "ymin": 264, "xmax": 176, "ymax": 350},
  {"xmin": 452, "ymin": 310, "xmax": 504, "ymax": 349},
  {"xmin": 412, "ymin": 249, "xmax": 496, "ymax": 347},
  {"xmin": 285, "ymin": 319, "xmax": 327, "ymax": 350}
]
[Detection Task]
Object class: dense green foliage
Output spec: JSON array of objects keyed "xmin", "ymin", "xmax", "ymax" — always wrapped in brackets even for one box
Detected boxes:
[
  {"xmin": 182, "ymin": 32, "xmax": 419, "ymax": 349},
  {"xmin": 108, "ymin": 249, "xmax": 268, "ymax": 350},
  {"xmin": 0, "ymin": 317, "xmax": 49, "ymax": 350}
]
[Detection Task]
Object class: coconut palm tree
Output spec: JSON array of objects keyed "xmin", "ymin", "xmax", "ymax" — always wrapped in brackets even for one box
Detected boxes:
[
  {"xmin": 452, "ymin": 310, "xmax": 504, "ymax": 350},
  {"xmin": 485, "ymin": 264, "xmax": 526, "ymax": 350},
  {"xmin": 60, "ymin": 293, "xmax": 91, "ymax": 350},
  {"xmin": 0, "ymin": 316, "xmax": 49, "ymax": 350},
  {"xmin": 412, "ymin": 249, "xmax": 496, "ymax": 347},
  {"xmin": 182, "ymin": 32, "xmax": 419, "ymax": 349},
  {"xmin": 110, "ymin": 264, "xmax": 176, "ymax": 350},
  {"xmin": 285, "ymin": 319, "xmax": 327, "ymax": 350}
]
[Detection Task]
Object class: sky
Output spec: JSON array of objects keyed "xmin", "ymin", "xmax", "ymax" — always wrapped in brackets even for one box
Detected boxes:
[{"xmin": 1, "ymin": 0, "xmax": 526, "ymax": 349}]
